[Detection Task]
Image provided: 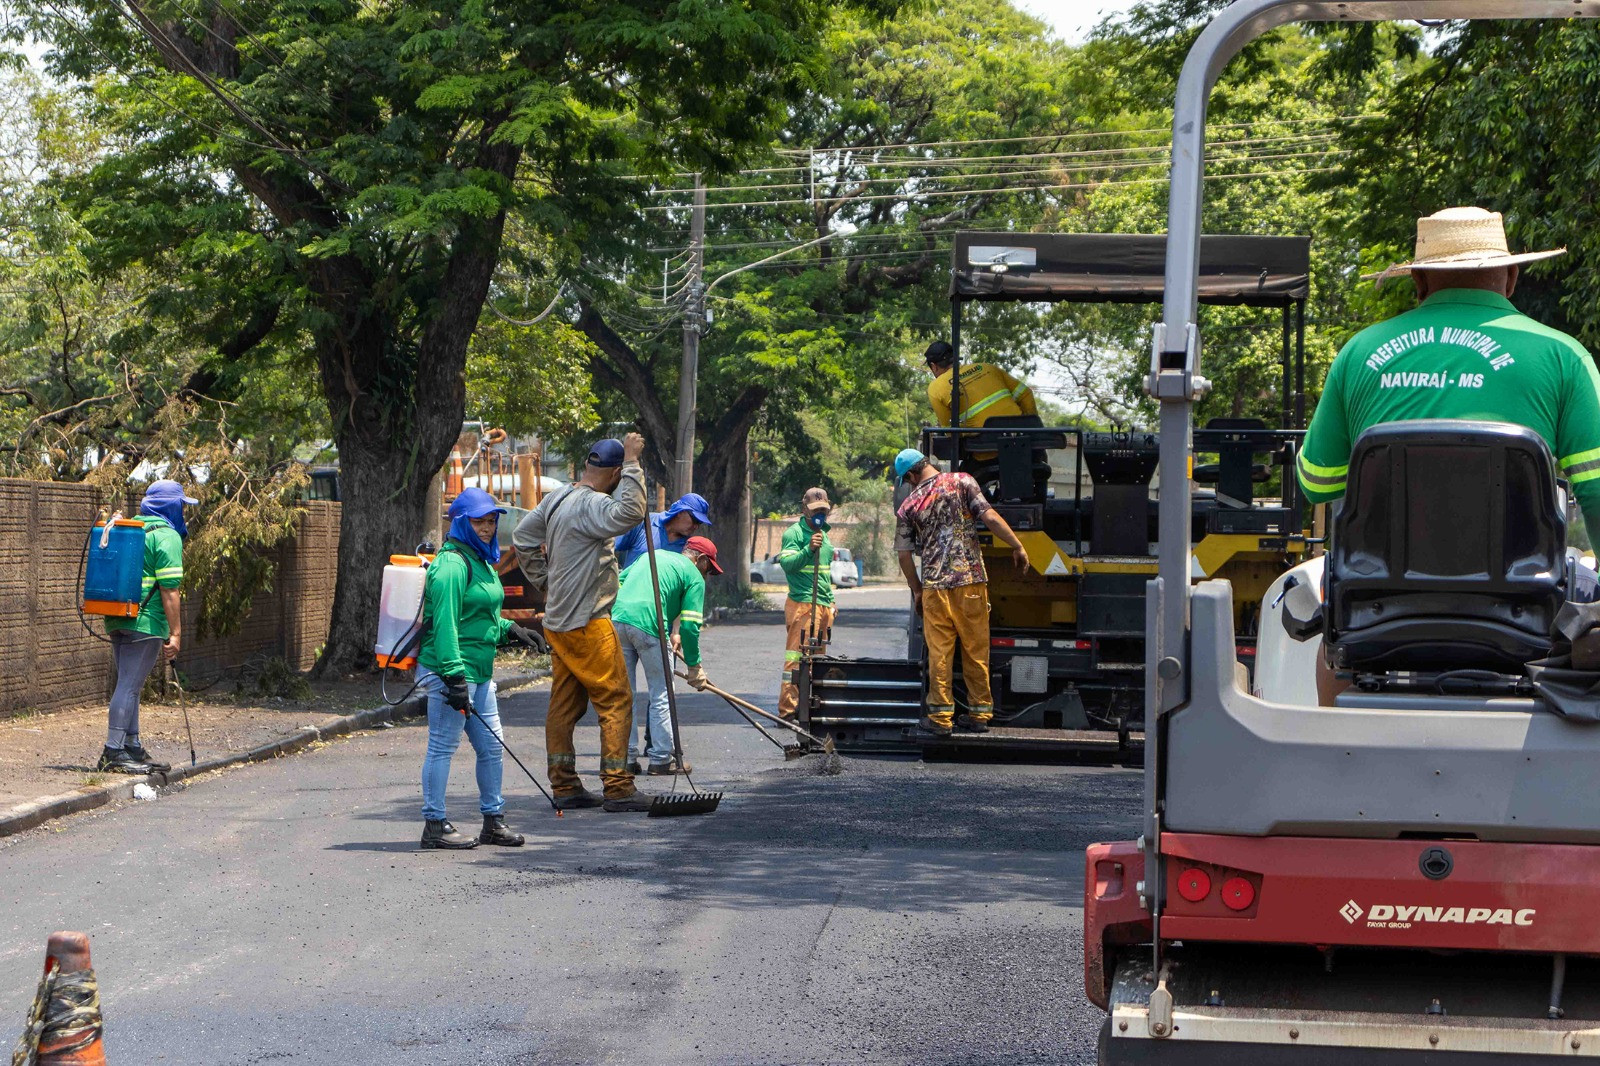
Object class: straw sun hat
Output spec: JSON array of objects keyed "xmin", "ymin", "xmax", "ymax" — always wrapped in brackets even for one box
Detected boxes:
[{"xmin": 1367, "ymin": 207, "xmax": 1565, "ymax": 281}]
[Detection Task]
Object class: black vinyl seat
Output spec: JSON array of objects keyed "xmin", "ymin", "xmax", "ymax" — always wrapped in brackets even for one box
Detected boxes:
[{"xmin": 1325, "ymin": 420, "xmax": 1568, "ymax": 674}]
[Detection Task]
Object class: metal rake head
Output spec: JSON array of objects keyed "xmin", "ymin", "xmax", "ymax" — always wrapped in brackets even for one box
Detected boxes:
[{"xmin": 647, "ymin": 791, "xmax": 724, "ymax": 817}]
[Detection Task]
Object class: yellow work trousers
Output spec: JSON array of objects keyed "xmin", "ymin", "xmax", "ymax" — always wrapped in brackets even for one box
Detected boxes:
[
  {"xmin": 545, "ymin": 618, "xmax": 636, "ymax": 799},
  {"xmin": 923, "ymin": 583, "xmax": 994, "ymax": 728},
  {"xmin": 778, "ymin": 598, "xmax": 836, "ymax": 719}
]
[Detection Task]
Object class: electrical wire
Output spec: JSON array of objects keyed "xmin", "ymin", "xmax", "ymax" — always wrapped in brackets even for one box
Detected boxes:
[
  {"xmin": 488, "ymin": 284, "xmax": 566, "ymax": 327},
  {"xmin": 648, "ymin": 145, "xmax": 1348, "ymax": 205},
  {"xmin": 640, "ymin": 164, "xmax": 1341, "ymax": 211}
]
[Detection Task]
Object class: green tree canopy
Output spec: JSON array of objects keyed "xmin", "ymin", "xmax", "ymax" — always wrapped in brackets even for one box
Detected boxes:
[{"xmin": 13, "ymin": 0, "xmax": 898, "ymax": 670}]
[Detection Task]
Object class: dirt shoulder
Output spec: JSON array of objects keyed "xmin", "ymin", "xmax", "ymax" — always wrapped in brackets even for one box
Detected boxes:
[{"xmin": 0, "ymin": 651, "xmax": 549, "ymax": 814}]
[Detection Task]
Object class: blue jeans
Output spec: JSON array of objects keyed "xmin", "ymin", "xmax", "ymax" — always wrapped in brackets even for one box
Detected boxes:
[
  {"xmin": 418, "ymin": 667, "xmax": 505, "ymax": 822},
  {"xmin": 615, "ymin": 621, "xmax": 675, "ymax": 764}
]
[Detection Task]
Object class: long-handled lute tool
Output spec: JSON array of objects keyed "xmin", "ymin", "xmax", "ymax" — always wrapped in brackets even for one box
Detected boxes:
[
  {"xmin": 462, "ymin": 702, "xmax": 565, "ymax": 817},
  {"xmin": 642, "ymin": 508, "xmax": 722, "ymax": 817},
  {"xmin": 673, "ymin": 661, "xmax": 842, "ymax": 775},
  {"xmin": 666, "ymin": 651, "xmax": 793, "ymax": 755}
]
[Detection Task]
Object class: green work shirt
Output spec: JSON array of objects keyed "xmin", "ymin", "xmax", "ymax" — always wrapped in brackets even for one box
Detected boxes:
[
  {"xmin": 1299, "ymin": 288, "xmax": 1600, "ymax": 532},
  {"xmin": 612, "ymin": 553, "xmax": 706, "ymax": 667},
  {"xmin": 777, "ymin": 518, "xmax": 834, "ymax": 607},
  {"xmin": 104, "ymin": 515, "xmax": 183, "ymax": 640},
  {"xmin": 417, "ymin": 541, "xmax": 512, "ymax": 684}
]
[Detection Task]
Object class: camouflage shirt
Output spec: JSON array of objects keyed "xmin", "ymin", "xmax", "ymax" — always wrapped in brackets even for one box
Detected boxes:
[{"xmin": 894, "ymin": 471, "xmax": 993, "ymax": 590}]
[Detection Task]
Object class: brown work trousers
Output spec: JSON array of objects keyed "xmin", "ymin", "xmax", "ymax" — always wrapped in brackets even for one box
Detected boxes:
[
  {"xmin": 923, "ymin": 583, "xmax": 994, "ymax": 728},
  {"xmin": 545, "ymin": 617, "xmax": 636, "ymax": 799},
  {"xmin": 778, "ymin": 598, "xmax": 837, "ymax": 719}
]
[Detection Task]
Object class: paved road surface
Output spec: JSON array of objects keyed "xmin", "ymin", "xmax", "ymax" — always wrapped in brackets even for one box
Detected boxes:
[{"xmin": 0, "ymin": 586, "xmax": 1140, "ymax": 1064}]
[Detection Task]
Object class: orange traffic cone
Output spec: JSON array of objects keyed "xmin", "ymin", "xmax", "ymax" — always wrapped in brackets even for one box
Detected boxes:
[{"xmin": 14, "ymin": 931, "xmax": 106, "ymax": 1065}]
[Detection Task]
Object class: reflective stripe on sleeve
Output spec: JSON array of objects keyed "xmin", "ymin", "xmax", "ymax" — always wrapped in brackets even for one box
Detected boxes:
[
  {"xmin": 1561, "ymin": 448, "xmax": 1600, "ymax": 484},
  {"xmin": 1297, "ymin": 453, "xmax": 1348, "ymax": 493}
]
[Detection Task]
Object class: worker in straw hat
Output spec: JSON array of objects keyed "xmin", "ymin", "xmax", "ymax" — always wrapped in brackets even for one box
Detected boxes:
[
  {"xmin": 1299, "ymin": 206, "xmax": 1600, "ymax": 700},
  {"xmin": 1299, "ymin": 206, "xmax": 1600, "ymax": 530}
]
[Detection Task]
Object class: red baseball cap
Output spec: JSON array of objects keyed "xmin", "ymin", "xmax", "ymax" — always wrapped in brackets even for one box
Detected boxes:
[{"xmin": 684, "ymin": 535, "xmax": 723, "ymax": 574}]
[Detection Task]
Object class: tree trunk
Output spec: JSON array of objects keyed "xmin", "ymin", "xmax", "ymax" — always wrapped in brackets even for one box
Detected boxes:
[
  {"xmin": 693, "ymin": 391, "xmax": 765, "ymax": 605},
  {"xmin": 311, "ymin": 194, "xmax": 514, "ymax": 676}
]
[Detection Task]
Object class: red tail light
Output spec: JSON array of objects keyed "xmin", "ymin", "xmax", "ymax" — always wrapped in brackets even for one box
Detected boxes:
[
  {"xmin": 1075, "ymin": 640, "xmax": 1092, "ymax": 650},
  {"xmin": 991, "ymin": 638, "xmax": 1014, "ymax": 647},
  {"xmin": 1222, "ymin": 877, "xmax": 1256, "ymax": 911},
  {"xmin": 1236, "ymin": 645, "xmax": 1256, "ymax": 657},
  {"xmin": 1176, "ymin": 867, "xmax": 1211, "ymax": 902}
]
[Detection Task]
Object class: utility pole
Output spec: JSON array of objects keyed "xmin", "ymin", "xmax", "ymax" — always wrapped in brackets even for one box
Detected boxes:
[{"xmin": 674, "ymin": 176, "xmax": 706, "ymax": 498}]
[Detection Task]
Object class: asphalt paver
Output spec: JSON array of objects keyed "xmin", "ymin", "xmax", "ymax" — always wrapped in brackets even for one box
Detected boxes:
[{"xmin": 0, "ymin": 585, "xmax": 1140, "ymax": 1064}]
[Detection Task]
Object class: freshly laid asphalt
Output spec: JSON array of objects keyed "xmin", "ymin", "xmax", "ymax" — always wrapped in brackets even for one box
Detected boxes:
[{"xmin": 0, "ymin": 585, "xmax": 1141, "ymax": 1064}]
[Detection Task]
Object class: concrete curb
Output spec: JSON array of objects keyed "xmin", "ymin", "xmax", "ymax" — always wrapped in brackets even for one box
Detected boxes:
[{"xmin": 0, "ymin": 668, "xmax": 549, "ymax": 840}]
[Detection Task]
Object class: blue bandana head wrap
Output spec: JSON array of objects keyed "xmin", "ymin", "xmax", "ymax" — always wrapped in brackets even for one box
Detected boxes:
[
  {"xmin": 447, "ymin": 487, "xmax": 507, "ymax": 564},
  {"xmin": 139, "ymin": 479, "xmax": 198, "ymax": 538}
]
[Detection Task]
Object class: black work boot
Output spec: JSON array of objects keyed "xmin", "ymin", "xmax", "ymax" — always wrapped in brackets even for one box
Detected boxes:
[
  {"xmin": 97, "ymin": 746, "xmax": 152, "ymax": 774},
  {"xmin": 479, "ymin": 814, "xmax": 525, "ymax": 847},
  {"xmin": 552, "ymin": 787, "xmax": 603, "ymax": 811},
  {"xmin": 917, "ymin": 716, "xmax": 953, "ymax": 737},
  {"xmin": 420, "ymin": 819, "xmax": 479, "ymax": 850},
  {"xmin": 124, "ymin": 742, "xmax": 172, "ymax": 772},
  {"xmin": 602, "ymin": 791, "xmax": 656, "ymax": 813},
  {"xmin": 955, "ymin": 714, "xmax": 991, "ymax": 734}
]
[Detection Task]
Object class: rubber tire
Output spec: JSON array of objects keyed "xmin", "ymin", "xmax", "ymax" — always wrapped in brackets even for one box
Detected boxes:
[{"xmin": 1097, "ymin": 1017, "xmax": 1111, "ymax": 1066}]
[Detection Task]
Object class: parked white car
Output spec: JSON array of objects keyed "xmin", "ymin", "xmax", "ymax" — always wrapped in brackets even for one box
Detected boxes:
[{"xmin": 749, "ymin": 546, "xmax": 861, "ymax": 588}]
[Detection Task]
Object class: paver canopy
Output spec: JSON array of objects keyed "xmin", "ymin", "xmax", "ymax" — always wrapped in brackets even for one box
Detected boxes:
[{"xmin": 948, "ymin": 232, "xmax": 1311, "ymax": 307}]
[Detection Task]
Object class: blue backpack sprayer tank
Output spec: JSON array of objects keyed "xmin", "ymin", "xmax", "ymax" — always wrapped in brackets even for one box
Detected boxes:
[{"xmin": 82, "ymin": 514, "xmax": 153, "ymax": 618}]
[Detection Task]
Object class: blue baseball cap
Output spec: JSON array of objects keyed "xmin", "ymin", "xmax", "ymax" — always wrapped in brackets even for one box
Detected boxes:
[
  {"xmin": 894, "ymin": 448, "xmax": 927, "ymax": 482},
  {"xmin": 587, "ymin": 438, "xmax": 625, "ymax": 468},
  {"xmin": 663, "ymin": 492, "xmax": 712, "ymax": 526},
  {"xmin": 144, "ymin": 479, "xmax": 198, "ymax": 506},
  {"xmin": 448, "ymin": 486, "xmax": 507, "ymax": 520}
]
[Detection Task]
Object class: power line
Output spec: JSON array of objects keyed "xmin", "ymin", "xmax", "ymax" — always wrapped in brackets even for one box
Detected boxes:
[
  {"xmin": 769, "ymin": 113, "xmax": 1379, "ymax": 156},
  {"xmin": 641, "ymin": 160, "xmax": 1344, "ymax": 211},
  {"xmin": 35, "ymin": 0, "xmax": 297, "ymax": 156},
  {"xmin": 675, "ymin": 147, "xmax": 1348, "ymax": 202}
]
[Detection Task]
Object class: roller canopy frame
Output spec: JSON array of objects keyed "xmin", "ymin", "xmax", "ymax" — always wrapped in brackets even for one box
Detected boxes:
[{"xmin": 1143, "ymin": 0, "xmax": 1600, "ymax": 991}]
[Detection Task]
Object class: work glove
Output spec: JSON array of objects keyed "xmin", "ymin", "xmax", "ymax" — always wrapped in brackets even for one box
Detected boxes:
[
  {"xmin": 685, "ymin": 663, "xmax": 711, "ymax": 691},
  {"xmin": 505, "ymin": 623, "xmax": 548, "ymax": 654},
  {"xmin": 442, "ymin": 674, "xmax": 471, "ymax": 714}
]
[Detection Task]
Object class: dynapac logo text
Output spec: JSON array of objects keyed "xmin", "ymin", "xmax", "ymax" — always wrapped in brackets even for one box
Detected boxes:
[{"xmin": 1340, "ymin": 899, "xmax": 1534, "ymax": 929}]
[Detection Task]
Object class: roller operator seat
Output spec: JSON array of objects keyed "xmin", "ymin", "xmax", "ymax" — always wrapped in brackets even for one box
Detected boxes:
[{"xmin": 1324, "ymin": 420, "xmax": 1568, "ymax": 677}]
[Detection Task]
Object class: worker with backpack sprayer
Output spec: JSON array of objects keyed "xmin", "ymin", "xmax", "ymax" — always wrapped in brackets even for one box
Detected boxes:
[
  {"xmin": 413, "ymin": 487, "xmax": 544, "ymax": 850},
  {"xmin": 776, "ymin": 488, "xmax": 837, "ymax": 723},
  {"xmin": 95, "ymin": 479, "xmax": 196, "ymax": 775}
]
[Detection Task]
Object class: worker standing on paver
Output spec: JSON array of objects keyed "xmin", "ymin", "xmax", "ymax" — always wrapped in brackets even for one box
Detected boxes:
[
  {"xmin": 893, "ymin": 448, "xmax": 1029, "ymax": 736},
  {"xmin": 923, "ymin": 340, "xmax": 1036, "ymax": 428},
  {"xmin": 613, "ymin": 493, "xmax": 712, "ymax": 570},
  {"xmin": 99, "ymin": 478, "xmax": 195, "ymax": 775},
  {"xmin": 612, "ymin": 535, "xmax": 720, "ymax": 775},
  {"xmin": 513, "ymin": 434, "xmax": 656, "ymax": 813},
  {"xmin": 776, "ymin": 488, "xmax": 837, "ymax": 723}
]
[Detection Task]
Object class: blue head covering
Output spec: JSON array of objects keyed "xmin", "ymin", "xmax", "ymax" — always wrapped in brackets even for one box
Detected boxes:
[
  {"xmin": 139, "ymin": 479, "xmax": 198, "ymax": 538},
  {"xmin": 447, "ymin": 487, "xmax": 508, "ymax": 564},
  {"xmin": 662, "ymin": 492, "xmax": 713, "ymax": 527}
]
